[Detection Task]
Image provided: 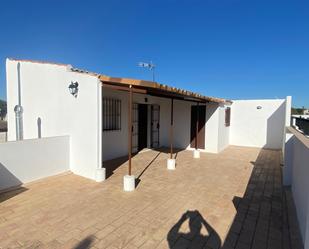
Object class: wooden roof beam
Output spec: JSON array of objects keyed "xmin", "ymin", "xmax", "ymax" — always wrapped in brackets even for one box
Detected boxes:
[{"xmin": 102, "ymin": 83, "xmax": 147, "ymax": 94}]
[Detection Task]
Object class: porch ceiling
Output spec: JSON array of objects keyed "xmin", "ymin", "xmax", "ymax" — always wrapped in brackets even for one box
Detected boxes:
[{"xmin": 99, "ymin": 75, "xmax": 232, "ymax": 104}]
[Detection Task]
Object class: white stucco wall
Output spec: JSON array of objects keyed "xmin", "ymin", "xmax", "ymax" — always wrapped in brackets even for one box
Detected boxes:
[
  {"xmin": 203, "ymin": 102, "xmax": 230, "ymax": 153},
  {"xmin": 0, "ymin": 136, "xmax": 70, "ymax": 191},
  {"xmin": 285, "ymin": 96, "xmax": 292, "ymax": 127},
  {"xmin": 217, "ymin": 104, "xmax": 230, "ymax": 152},
  {"xmin": 283, "ymin": 132, "xmax": 294, "ymax": 186},
  {"xmin": 204, "ymin": 103, "xmax": 219, "ymax": 153},
  {"xmin": 230, "ymin": 99, "xmax": 286, "ymax": 149},
  {"xmin": 173, "ymin": 99, "xmax": 194, "ymax": 149},
  {"xmin": 292, "ymin": 137, "xmax": 309, "ymax": 245},
  {"xmin": 102, "ymin": 88, "xmax": 129, "ymax": 161},
  {"xmin": 6, "ymin": 59, "xmax": 102, "ymax": 180},
  {"xmin": 283, "ymin": 128, "xmax": 309, "ymax": 247}
]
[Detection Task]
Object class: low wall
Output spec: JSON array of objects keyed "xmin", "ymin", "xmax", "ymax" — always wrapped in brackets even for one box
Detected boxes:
[
  {"xmin": 284, "ymin": 127, "xmax": 309, "ymax": 246},
  {"xmin": 0, "ymin": 136, "xmax": 70, "ymax": 191}
]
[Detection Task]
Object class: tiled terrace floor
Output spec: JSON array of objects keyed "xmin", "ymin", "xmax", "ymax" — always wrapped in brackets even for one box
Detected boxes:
[{"xmin": 0, "ymin": 146, "xmax": 303, "ymax": 249}]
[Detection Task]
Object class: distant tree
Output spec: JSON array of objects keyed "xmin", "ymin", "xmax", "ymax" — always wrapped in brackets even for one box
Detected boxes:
[
  {"xmin": 291, "ymin": 107, "xmax": 304, "ymax": 115},
  {"xmin": 0, "ymin": 100, "xmax": 7, "ymax": 119}
]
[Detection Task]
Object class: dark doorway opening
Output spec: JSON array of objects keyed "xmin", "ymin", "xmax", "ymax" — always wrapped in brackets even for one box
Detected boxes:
[
  {"xmin": 190, "ymin": 105, "xmax": 206, "ymax": 149},
  {"xmin": 138, "ymin": 104, "xmax": 148, "ymax": 151}
]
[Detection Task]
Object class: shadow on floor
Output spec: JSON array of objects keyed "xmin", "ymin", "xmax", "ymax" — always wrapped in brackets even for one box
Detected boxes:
[
  {"xmin": 221, "ymin": 148, "xmax": 303, "ymax": 249},
  {"xmin": 135, "ymin": 151, "xmax": 161, "ymax": 187},
  {"xmin": 167, "ymin": 210, "xmax": 221, "ymax": 249},
  {"xmin": 73, "ymin": 236, "xmax": 94, "ymax": 249},
  {"xmin": 103, "ymin": 155, "xmax": 130, "ymax": 179},
  {"xmin": 0, "ymin": 187, "xmax": 28, "ymax": 203},
  {"xmin": 151, "ymin": 147, "xmax": 184, "ymax": 159},
  {"xmin": 103, "ymin": 147, "xmax": 185, "ymax": 180},
  {"xmin": 134, "ymin": 147, "xmax": 185, "ymax": 187}
]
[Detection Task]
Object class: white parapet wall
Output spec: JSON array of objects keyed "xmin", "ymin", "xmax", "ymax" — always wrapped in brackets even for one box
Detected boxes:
[
  {"xmin": 230, "ymin": 99, "xmax": 286, "ymax": 149},
  {"xmin": 0, "ymin": 136, "xmax": 70, "ymax": 191},
  {"xmin": 284, "ymin": 127, "xmax": 309, "ymax": 247}
]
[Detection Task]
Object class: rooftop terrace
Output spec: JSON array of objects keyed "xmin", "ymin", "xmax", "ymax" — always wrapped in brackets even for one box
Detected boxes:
[{"xmin": 0, "ymin": 146, "xmax": 303, "ymax": 249}]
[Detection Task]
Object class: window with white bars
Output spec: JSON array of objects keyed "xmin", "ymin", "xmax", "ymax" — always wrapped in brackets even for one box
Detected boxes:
[{"xmin": 103, "ymin": 98, "xmax": 121, "ymax": 131}]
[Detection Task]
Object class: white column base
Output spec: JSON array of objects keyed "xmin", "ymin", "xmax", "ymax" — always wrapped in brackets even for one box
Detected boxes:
[
  {"xmin": 123, "ymin": 175, "xmax": 135, "ymax": 191},
  {"xmin": 167, "ymin": 159, "xmax": 176, "ymax": 170},
  {"xmin": 95, "ymin": 168, "xmax": 106, "ymax": 182},
  {"xmin": 193, "ymin": 149, "xmax": 200, "ymax": 159}
]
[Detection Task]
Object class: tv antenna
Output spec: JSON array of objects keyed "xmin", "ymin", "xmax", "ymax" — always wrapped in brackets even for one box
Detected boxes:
[{"xmin": 138, "ymin": 61, "xmax": 156, "ymax": 82}]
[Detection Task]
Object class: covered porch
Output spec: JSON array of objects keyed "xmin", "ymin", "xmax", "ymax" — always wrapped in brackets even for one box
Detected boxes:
[{"xmin": 100, "ymin": 76, "xmax": 232, "ymax": 189}]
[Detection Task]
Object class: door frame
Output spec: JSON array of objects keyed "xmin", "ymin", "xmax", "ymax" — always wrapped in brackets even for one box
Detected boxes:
[
  {"xmin": 190, "ymin": 105, "xmax": 206, "ymax": 149},
  {"xmin": 150, "ymin": 104, "xmax": 160, "ymax": 148}
]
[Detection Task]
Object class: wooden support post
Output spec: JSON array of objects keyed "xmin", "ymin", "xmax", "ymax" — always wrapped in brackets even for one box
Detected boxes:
[
  {"xmin": 128, "ymin": 85, "xmax": 133, "ymax": 175},
  {"xmin": 195, "ymin": 102, "xmax": 199, "ymax": 150},
  {"xmin": 170, "ymin": 98, "xmax": 174, "ymax": 159}
]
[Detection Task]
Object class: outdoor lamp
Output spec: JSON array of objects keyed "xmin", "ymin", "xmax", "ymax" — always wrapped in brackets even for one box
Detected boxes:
[{"xmin": 68, "ymin": 81, "xmax": 79, "ymax": 97}]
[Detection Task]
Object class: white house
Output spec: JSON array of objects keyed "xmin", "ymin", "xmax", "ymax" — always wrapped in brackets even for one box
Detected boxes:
[
  {"xmin": 8, "ymin": 58, "xmax": 309, "ymax": 247},
  {"xmin": 5, "ymin": 58, "xmax": 290, "ymax": 189}
]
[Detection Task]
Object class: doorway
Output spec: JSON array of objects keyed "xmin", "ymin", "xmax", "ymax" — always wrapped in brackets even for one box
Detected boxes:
[
  {"xmin": 190, "ymin": 105, "xmax": 206, "ymax": 149},
  {"xmin": 138, "ymin": 104, "xmax": 148, "ymax": 151}
]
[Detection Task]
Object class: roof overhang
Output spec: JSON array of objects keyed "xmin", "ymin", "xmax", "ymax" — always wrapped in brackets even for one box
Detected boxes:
[{"xmin": 99, "ymin": 75, "xmax": 232, "ymax": 104}]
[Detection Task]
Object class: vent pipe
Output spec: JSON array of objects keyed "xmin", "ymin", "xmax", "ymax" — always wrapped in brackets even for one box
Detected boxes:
[
  {"xmin": 14, "ymin": 105, "xmax": 23, "ymax": 140},
  {"xmin": 15, "ymin": 62, "xmax": 23, "ymax": 140}
]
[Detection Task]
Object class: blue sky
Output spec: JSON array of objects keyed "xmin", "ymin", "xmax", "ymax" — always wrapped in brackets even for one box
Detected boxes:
[{"xmin": 0, "ymin": 0, "xmax": 308, "ymax": 107}]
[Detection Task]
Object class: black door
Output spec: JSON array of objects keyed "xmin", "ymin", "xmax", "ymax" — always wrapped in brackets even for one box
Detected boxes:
[
  {"xmin": 190, "ymin": 105, "xmax": 206, "ymax": 149},
  {"xmin": 138, "ymin": 104, "xmax": 148, "ymax": 151}
]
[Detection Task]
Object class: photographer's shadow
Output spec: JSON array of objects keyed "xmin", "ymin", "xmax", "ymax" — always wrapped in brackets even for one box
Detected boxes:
[{"xmin": 167, "ymin": 210, "xmax": 221, "ymax": 249}]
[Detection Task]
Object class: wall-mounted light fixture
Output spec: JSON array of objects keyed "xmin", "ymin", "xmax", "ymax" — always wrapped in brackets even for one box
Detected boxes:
[
  {"xmin": 257, "ymin": 106, "xmax": 262, "ymax": 110},
  {"xmin": 68, "ymin": 81, "xmax": 79, "ymax": 97}
]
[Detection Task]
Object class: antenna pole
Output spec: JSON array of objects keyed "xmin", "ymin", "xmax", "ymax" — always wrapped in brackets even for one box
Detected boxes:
[
  {"xmin": 138, "ymin": 61, "xmax": 156, "ymax": 82},
  {"xmin": 152, "ymin": 67, "xmax": 155, "ymax": 82}
]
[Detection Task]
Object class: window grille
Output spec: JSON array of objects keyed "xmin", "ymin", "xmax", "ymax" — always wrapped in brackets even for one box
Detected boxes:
[{"xmin": 103, "ymin": 98, "xmax": 121, "ymax": 131}]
